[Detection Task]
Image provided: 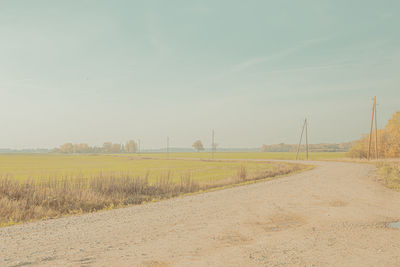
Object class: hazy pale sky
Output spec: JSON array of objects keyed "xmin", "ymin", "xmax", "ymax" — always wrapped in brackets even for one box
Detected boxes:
[{"xmin": 0, "ymin": 0, "xmax": 399, "ymax": 149}]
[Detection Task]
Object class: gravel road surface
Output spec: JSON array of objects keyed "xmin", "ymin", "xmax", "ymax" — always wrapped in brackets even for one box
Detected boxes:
[{"xmin": 1, "ymin": 161, "xmax": 400, "ymax": 266}]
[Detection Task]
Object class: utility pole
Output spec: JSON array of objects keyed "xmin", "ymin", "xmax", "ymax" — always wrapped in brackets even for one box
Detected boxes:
[
  {"xmin": 211, "ymin": 129, "xmax": 215, "ymax": 160},
  {"xmin": 367, "ymin": 96, "xmax": 379, "ymax": 160},
  {"xmin": 374, "ymin": 98, "xmax": 378, "ymax": 160},
  {"xmin": 167, "ymin": 136, "xmax": 169, "ymax": 159},
  {"xmin": 138, "ymin": 139, "xmax": 141, "ymax": 154},
  {"xmin": 305, "ymin": 119, "xmax": 309, "ymax": 160},
  {"xmin": 296, "ymin": 119, "xmax": 309, "ymax": 160}
]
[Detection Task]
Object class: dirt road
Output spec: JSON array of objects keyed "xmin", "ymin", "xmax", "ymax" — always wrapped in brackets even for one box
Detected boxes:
[{"xmin": 1, "ymin": 161, "xmax": 400, "ymax": 266}]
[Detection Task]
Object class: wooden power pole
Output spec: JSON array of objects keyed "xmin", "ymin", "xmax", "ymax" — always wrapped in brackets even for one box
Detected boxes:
[
  {"xmin": 367, "ymin": 96, "xmax": 379, "ymax": 160},
  {"xmin": 305, "ymin": 119, "xmax": 309, "ymax": 160},
  {"xmin": 211, "ymin": 129, "xmax": 215, "ymax": 160},
  {"xmin": 296, "ymin": 118, "xmax": 309, "ymax": 160}
]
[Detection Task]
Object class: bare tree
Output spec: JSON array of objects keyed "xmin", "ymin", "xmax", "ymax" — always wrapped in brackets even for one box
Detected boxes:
[{"xmin": 192, "ymin": 140, "xmax": 204, "ymax": 152}]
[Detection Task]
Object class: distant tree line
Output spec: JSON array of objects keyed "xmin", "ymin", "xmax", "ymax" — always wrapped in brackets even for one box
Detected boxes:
[
  {"xmin": 349, "ymin": 111, "xmax": 400, "ymax": 158},
  {"xmin": 53, "ymin": 140, "xmax": 138, "ymax": 154},
  {"xmin": 53, "ymin": 139, "xmax": 214, "ymax": 154},
  {"xmin": 261, "ymin": 142, "xmax": 353, "ymax": 152}
]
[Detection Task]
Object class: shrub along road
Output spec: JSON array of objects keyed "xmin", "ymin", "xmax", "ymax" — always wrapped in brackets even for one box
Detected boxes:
[{"xmin": 1, "ymin": 161, "xmax": 400, "ymax": 266}]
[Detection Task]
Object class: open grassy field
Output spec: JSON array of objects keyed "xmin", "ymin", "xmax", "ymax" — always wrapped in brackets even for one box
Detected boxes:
[
  {"xmin": 0, "ymin": 153, "xmax": 311, "ymax": 226},
  {"xmin": 126, "ymin": 151, "xmax": 347, "ymax": 160},
  {"xmin": 0, "ymin": 153, "xmax": 309, "ymax": 182}
]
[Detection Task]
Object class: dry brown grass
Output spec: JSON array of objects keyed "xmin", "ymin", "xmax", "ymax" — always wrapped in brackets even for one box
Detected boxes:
[
  {"xmin": 236, "ymin": 165, "xmax": 248, "ymax": 183},
  {"xmin": 0, "ymin": 163, "xmax": 305, "ymax": 226},
  {"xmin": 377, "ymin": 161, "xmax": 400, "ymax": 192}
]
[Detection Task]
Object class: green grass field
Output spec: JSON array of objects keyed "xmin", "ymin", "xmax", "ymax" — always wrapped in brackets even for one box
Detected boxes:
[
  {"xmin": 0, "ymin": 153, "xmax": 311, "ymax": 182},
  {"xmin": 0, "ymin": 152, "xmax": 345, "ymax": 182}
]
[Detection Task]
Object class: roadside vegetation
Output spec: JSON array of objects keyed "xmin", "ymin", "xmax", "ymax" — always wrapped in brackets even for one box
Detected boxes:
[
  {"xmin": 349, "ymin": 111, "xmax": 400, "ymax": 159},
  {"xmin": 348, "ymin": 111, "xmax": 400, "ymax": 192},
  {"xmin": 377, "ymin": 161, "xmax": 400, "ymax": 192},
  {"xmin": 0, "ymin": 156, "xmax": 308, "ymax": 226}
]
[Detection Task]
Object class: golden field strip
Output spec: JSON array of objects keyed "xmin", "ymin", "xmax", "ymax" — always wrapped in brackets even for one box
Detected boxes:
[
  {"xmin": 135, "ymin": 151, "xmax": 347, "ymax": 160},
  {"xmin": 0, "ymin": 152, "xmax": 323, "ymax": 226}
]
